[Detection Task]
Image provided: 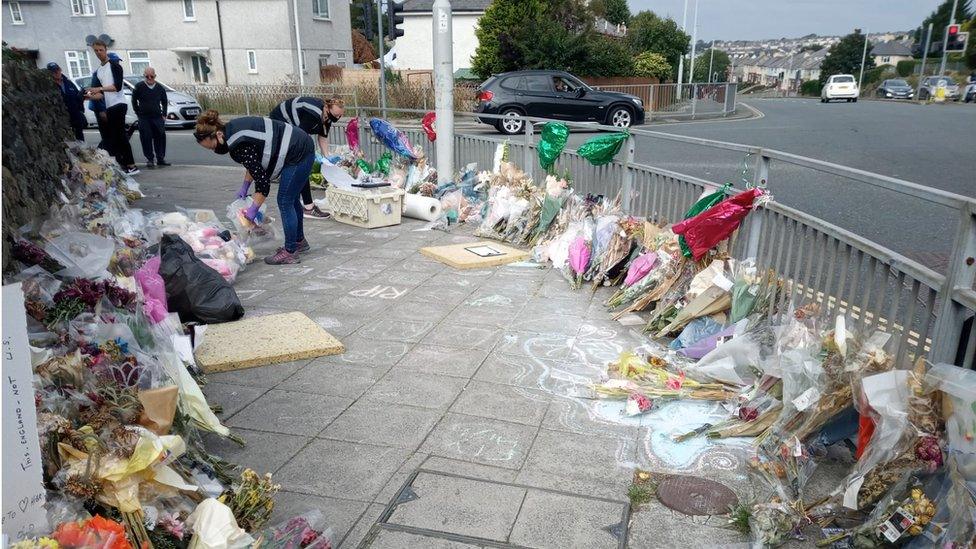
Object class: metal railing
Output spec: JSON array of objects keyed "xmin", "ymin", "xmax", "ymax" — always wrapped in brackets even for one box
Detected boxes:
[
  {"xmin": 591, "ymin": 82, "xmax": 738, "ymax": 120},
  {"xmin": 328, "ymin": 107, "xmax": 976, "ymax": 368}
]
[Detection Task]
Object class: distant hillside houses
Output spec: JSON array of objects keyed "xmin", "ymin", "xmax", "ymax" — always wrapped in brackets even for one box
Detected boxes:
[{"xmin": 735, "ymin": 48, "xmax": 828, "ymax": 90}]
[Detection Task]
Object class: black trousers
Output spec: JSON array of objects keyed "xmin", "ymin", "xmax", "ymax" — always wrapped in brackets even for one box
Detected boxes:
[
  {"xmin": 138, "ymin": 116, "xmax": 166, "ymax": 163},
  {"xmin": 301, "ymin": 180, "xmax": 313, "ymax": 206},
  {"xmin": 95, "ymin": 111, "xmax": 111, "ymax": 153},
  {"xmin": 71, "ymin": 123, "xmax": 85, "ymax": 141},
  {"xmin": 105, "ymin": 104, "xmax": 135, "ymax": 168}
]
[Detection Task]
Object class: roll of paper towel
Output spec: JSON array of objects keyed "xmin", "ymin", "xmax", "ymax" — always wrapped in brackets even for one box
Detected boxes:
[{"xmin": 403, "ymin": 193, "xmax": 442, "ymax": 221}]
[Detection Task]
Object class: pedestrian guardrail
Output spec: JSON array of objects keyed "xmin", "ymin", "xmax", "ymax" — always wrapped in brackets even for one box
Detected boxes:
[
  {"xmin": 591, "ymin": 82, "xmax": 738, "ymax": 120},
  {"xmin": 336, "ymin": 106, "xmax": 975, "ymax": 368}
]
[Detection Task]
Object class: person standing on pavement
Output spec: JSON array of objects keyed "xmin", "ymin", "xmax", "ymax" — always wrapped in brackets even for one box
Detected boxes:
[
  {"xmin": 268, "ymin": 95, "xmax": 345, "ymax": 219},
  {"xmin": 85, "ymin": 40, "xmax": 139, "ymax": 175},
  {"xmin": 194, "ymin": 110, "xmax": 316, "ymax": 265},
  {"xmin": 46, "ymin": 62, "xmax": 86, "ymax": 141},
  {"xmin": 132, "ymin": 67, "xmax": 170, "ymax": 169}
]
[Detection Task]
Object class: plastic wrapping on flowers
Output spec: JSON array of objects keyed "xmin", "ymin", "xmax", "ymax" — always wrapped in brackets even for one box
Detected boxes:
[{"xmin": 5, "ymin": 143, "xmax": 335, "ymax": 549}]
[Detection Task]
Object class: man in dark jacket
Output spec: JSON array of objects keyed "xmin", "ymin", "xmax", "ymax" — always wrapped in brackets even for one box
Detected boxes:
[
  {"xmin": 131, "ymin": 66, "xmax": 169, "ymax": 168},
  {"xmin": 47, "ymin": 62, "xmax": 86, "ymax": 140}
]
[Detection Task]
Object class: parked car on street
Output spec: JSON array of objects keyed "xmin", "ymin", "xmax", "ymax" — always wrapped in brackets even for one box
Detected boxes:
[
  {"xmin": 875, "ymin": 79, "xmax": 914, "ymax": 100},
  {"xmin": 74, "ymin": 76, "xmax": 203, "ymax": 129},
  {"xmin": 917, "ymin": 76, "xmax": 961, "ymax": 101},
  {"xmin": 821, "ymin": 74, "xmax": 859, "ymax": 102},
  {"xmin": 474, "ymin": 70, "xmax": 646, "ymax": 135}
]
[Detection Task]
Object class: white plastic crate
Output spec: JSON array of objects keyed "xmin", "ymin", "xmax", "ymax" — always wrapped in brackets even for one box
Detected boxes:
[{"xmin": 325, "ymin": 186, "xmax": 404, "ymax": 229}]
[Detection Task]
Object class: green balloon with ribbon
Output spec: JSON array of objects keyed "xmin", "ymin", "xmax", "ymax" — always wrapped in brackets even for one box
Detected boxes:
[
  {"xmin": 538, "ymin": 122, "xmax": 569, "ymax": 173},
  {"xmin": 356, "ymin": 158, "xmax": 374, "ymax": 174},
  {"xmin": 678, "ymin": 183, "xmax": 731, "ymax": 258},
  {"xmin": 577, "ymin": 132, "xmax": 629, "ymax": 166},
  {"xmin": 376, "ymin": 151, "xmax": 393, "ymax": 176}
]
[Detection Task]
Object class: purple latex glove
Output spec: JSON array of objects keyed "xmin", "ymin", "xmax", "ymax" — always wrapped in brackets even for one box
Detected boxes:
[
  {"xmin": 235, "ymin": 179, "xmax": 252, "ymax": 200},
  {"xmin": 243, "ymin": 202, "xmax": 262, "ymax": 223}
]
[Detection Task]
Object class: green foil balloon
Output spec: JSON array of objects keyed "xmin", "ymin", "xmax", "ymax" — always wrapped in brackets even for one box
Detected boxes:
[
  {"xmin": 577, "ymin": 132, "xmax": 628, "ymax": 166},
  {"xmin": 538, "ymin": 122, "xmax": 569, "ymax": 172},
  {"xmin": 356, "ymin": 158, "xmax": 373, "ymax": 174},
  {"xmin": 678, "ymin": 183, "xmax": 731, "ymax": 258},
  {"xmin": 376, "ymin": 151, "xmax": 393, "ymax": 176}
]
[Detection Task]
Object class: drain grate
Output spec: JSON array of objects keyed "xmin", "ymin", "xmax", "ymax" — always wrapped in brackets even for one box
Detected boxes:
[{"xmin": 656, "ymin": 475, "xmax": 739, "ymax": 516}]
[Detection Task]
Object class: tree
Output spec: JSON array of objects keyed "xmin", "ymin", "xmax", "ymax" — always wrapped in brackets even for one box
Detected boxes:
[
  {"xmin": 626, "ymin": 11, "xmax": 690, "ymax": 80},
  {"xmin": 915, "ymin": 0, "xmax": 973, "ymax": 46},
  {"xmin": 965, "ymin": 18, "xmax": 976, "ymax": 69},
  {"xmin": 351, "ymin": 30, "xmax": 376, "ymax": 64},
  {"xmin": 471, "ymin": 0, "xmax": 547, "ymax": 79},
  {"xmin": 590, "ymin": 0, "xmax": 630, "ymax": 25},
  {"xmin": 633, "ymin": 51, "xmax": 672, "ymax": 80},
  {"xmin": 690, "ymin": 48, "xmax": 731, "ymax": 82},
  {"xmin": 819, "ymin": 31, "xmax": 875, "ymax": 86}
]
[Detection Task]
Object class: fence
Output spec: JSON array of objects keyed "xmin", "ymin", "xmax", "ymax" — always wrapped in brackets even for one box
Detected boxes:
[
  {"xmin": 329, "ymin": 106, "xmax": 975, "ymax": 368},
  {"xmin": 592, "ymin": 83, "xmax": 737, "ymax": 120}
]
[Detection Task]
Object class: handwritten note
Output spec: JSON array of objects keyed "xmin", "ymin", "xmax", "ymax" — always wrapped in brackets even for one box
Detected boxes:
[{"xmin": 2, "ymin": 283, "xmax": 49, "ymax": 541}]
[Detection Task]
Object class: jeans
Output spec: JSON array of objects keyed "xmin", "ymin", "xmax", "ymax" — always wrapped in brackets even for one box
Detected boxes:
[
  {"xmin": 138, "ymin": 116, "xmax": 166, "ymax": 163},
  {"xmin": 277, "ymin": 151, "xmax": 315, "ymax": 253},
  {"xmin": 105, "ymin": 104, "xmax": 135, "ymax": 167}
]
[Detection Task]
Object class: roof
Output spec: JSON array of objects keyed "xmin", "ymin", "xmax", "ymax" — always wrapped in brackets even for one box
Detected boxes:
[
  {"xmin": 402, "ymin": 0, "xmax": 490, "ymax": 12},
  {"xmin": 872, "ymin": 41, "xmax": 913, "ymax": 56}
]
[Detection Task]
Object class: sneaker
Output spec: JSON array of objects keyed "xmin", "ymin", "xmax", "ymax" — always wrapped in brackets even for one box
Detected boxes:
[
  {"xmin": 295, "ymin": 239, "xmax": 311, "ymax": 254},
  {"xmin": 146, "ymin": 161, "xmax": 156, "ymax": 169},
  {"xmin": 264, "ymin": 247, "xmax": 301, "ymax": 265},
  {"xmin": 157, "ymin": 160, "xmax": 171, "ymax": 167},
  {"xmin": 303, "ymin": 205, "xmax": 331, "ymax": 219},
  {"xmin": 124, "ymin": 166, "xmax": 141, "ymax": 175}
]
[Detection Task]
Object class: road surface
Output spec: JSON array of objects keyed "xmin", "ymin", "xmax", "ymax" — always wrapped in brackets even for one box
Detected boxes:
[{"xmin": 102, "ymin": 97, "xmax": 976, "ymax": 265}]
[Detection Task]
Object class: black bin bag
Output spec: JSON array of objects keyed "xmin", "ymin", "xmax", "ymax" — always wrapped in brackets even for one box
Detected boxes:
[{"xmin": 158, "ymin": 234, "xmax": 245, "ymax": 324}]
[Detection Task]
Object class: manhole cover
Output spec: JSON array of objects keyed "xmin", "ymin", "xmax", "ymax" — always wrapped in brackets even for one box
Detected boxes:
[{"xmin": 656, "ymin": 475, "xmax": 738, "ymax": 516}]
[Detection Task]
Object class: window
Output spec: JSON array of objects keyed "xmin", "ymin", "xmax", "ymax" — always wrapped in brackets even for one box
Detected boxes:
[
  {"xmin": 9, "ymin": 2, "xmax": 24, "ymax": 24},
  {"xmin": 182, "ymin": 0, "xmax": 195, "ymax": 20},
  {"xmin": 105, "ymin": 0, "xmax": 126, "ymax": 14},
  {"xmin": 191, "ymin": 54, "xmax": 209, "ymax": 83},
  {"xmin": 552, "ymin": 76, "xmax": 581, "ymax": 93},
  {"xmin": 247, "ymin": 50, "xmax": 257, "ymax": 73},
  {"xmin": 65, "ymin": 50, "xmax": 92, "ymax": 79},
  {"xmin": 525, "ymin": 75, "xmax": 550, "ymax": 92},
  {"xmin": 882, "ymin": 56, "xmax": 890, "ymax": 63},
  {"xmin": 312, "ymin": 0, "xmax": 328, "ymax": 19},
  {"xmin": 336, "ymin": 51, "xmax": 346, "ymax": 68},
  {"xmin": 128, "ymin": 51, "xmax": 150, "ymax": 75},
  {"xmin": 71, "ymin": 0, "xmax": 95, "ymax": 16}
]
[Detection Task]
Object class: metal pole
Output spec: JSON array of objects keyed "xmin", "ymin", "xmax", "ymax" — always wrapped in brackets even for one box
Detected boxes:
[
  {"xmin": 707, "ymin": 45, "xmax": 715, "ymax": 83},
  {"xmin": 620, "ymin": 135, "xmax": 635, "ymax": 214},
  {"xmin": 857, "ymin": 28, "xmax": 868, "ymax": 96},
  {"xmin": 940, "ymin": 0, "xmax": 959, "ymax": 75},
  {"xmin": 377, "ymin": 0, "xmax": 387, "ymax": 115},
  {"xmin": 291, "ymin": 0, "xmax": 305, "ymax": 85},
  {"xmin": 688, "ymin": 0, "xmax": 699, "ymax": 84},
  {"xmin": 931, "ymin": 203, "xmax": 976, "ymax": 363},
  {"xmin": 745, "ymin": 153, "xmax": 770, "ymax": 259},
  {"xmin": 523, "ymin": 122, "xmax": 533, "ymax": 179},
  {"xmin": 784, "ymin": 53, "xmax": 794, "ymax": 96},
  {"xmin": 917, "ymin": 23, "xmax": 933, "ymax": 99},
  {"xmin": 433, "ymin": 0, "xmax": 454, "ymax": 184},
  {"xmin": 676, "ymin": 0, "xmax": 689, "ymax": 86}
]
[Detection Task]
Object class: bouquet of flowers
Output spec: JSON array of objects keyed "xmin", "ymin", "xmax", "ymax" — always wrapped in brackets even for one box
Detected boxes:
[{"xmin": 252, "ymin": 512, "xmax": 334, "ymax": 549}]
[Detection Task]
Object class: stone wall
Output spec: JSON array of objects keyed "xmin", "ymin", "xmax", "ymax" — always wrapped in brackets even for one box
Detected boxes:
[{"xmin": 2, "ymin": 51, "xmax": 73, "ymax": 272}]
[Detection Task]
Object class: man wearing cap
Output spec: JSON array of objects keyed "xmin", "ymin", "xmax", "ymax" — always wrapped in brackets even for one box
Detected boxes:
[
  {"xmin": 47, "ymin": 62, "xmax": 86, "ymax": 141},
  {"xmin": 132, "ymin": 66, "xmax": 169, "ymax": 169}
]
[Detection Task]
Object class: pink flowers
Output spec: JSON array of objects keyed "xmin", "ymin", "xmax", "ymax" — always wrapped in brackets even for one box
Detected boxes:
[
  {"xmin": 665, "ymin": 372, "xmax": 686, "ymax": 390},
  {"xmin": 623, "ymin": 253, "xmax": 657, "ymax": 287},
  {"xmin": 568, "ymin": 236, "xmax": 591, "ymax": 289}
]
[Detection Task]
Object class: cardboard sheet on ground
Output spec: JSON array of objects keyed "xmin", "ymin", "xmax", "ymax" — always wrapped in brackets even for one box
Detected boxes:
[
  {"xmin": 420, "ymin": 241, "xmax": 530, "ymax": 270},
  {"xmin": 194, "ymin": 311, "xmax": 344, "ymax": 372}
]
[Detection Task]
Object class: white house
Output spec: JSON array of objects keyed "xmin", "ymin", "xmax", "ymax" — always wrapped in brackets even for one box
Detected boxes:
[
  {"xmin": 872, "ymin": 41, "xmax": 914, "ymax": 67},
  {"xmin": 396, "ymin": 0, "xmax": 489, "ymax": 71}
]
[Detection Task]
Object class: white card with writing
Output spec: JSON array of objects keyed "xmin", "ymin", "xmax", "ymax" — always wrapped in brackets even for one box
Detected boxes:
[{"xmin": 2, "ymin": 283, "xmax": 49, "ymax": 540}]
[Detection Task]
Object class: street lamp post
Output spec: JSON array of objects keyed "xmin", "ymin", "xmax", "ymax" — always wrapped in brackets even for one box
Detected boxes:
[
  {"xmin": 377, "ymin": 0, "xmax": 387, "ymax": 114},
  {"xmin": 857, "ymin": 28, "xmax": 869, "ymax": 96},
  {"xmin": 432, "ymin": 0, "xmax": 454, "ymax": 184},
  {"xmin": 688, "ymin": 0, "xmax": 700, "ymax": 84},
  {"xmin": 677, "ymin": 0, "xmax": 689, "ymax": 87},
  {"xmin": 707, "ymin": 44, "xmax": 715, "ymax": 83},
  {"xmin": 918, "ymin": 22, "xmax": 934, "ymax": 98}
]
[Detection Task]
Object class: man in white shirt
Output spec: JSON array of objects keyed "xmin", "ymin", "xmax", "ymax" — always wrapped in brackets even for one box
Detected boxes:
[{"xmin": 84, "ymin": 39, "xmax": 139, "ymax": 175}]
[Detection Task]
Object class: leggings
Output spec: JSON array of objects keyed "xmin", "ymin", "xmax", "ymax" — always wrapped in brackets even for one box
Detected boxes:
[{"xmin": 276, "ymin": 151, "xmax": 315, "ymax": 253}]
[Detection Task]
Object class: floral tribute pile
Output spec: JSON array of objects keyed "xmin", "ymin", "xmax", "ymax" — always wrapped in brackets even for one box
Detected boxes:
[
  {"xmin": 472, "ymin": 155, "xmax": 976, "ymax": 548},
  {"xmin": 6, "ymin": 146, "xmax": 333, "ymax": 549}
]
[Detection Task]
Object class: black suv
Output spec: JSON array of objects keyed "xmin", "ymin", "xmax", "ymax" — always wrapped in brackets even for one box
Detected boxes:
[{"xmin": 474, "ymin": 70, "xmax": 646, "ymax": 134}]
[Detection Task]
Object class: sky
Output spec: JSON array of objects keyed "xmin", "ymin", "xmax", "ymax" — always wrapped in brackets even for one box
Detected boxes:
[{"xmin": 627, "ymin": 0, "xmax": 944, "ymax": 41}]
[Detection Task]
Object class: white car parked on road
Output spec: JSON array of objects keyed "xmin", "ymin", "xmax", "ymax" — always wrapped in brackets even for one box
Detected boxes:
[
  {"xmin": 74, "ymin": 76, "xmax": 202, "ymax": 129},
  {"xmin": 821, "ymin": 74, "xmax": 859, "ymax": 103}
]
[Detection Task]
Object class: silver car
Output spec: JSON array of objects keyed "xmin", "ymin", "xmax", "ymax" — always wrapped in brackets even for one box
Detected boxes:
[
  {"xmin": 917, "ymin": 76, "xmax": 961, "ymax": 101},
  {"xmin": 74, "ymin": 76, "xmax": 203, "ymax": 129}
]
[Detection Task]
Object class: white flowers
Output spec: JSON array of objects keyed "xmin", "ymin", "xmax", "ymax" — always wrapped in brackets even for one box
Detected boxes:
[{"xmin": 544, "ymin": 174, "xmax": 568, "ymax": 198}]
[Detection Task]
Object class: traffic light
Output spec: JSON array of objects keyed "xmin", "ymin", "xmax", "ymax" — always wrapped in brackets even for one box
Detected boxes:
[
  {"xmin": 946, "ymin": 24, "xmax": 969, "ymax": 53},
  {"xmin": 386, "ymin": 0, "xmax": 404, "ymax": 41}
]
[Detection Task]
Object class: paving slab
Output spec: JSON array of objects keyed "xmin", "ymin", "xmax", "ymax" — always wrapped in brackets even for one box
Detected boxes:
[
  {"xmin": 383, "ymin": 299, "xmax": 456, "ymax": 323},
  {"xmin": 201, "ymin": 382, "xmax": 267, "ymax": 419},
  {"xmin": 387, "ymin": 472, "xmax": 526, "ymax": 542},
  {"xmin": 420, "ymin": 323, "xmax": 504, "ymax": 351},
  {"xmin": 340, "ymin": 503, "xmax": 387, "ymax": 548},
  {"xmin": 320, "ymin": 401, "xmax": 442, "ymax": 449},
  {"xmin": 317, "ymin": 336, "xmax": 413, "ymax": 368},
  {"xmin": 509, "ymin": 490, "xmax": 626, "ymax": 549},
  {"xmin": 393, "ymin": 344, "xmax": 489, "ymax": 379},
  {"xmin": 449, "ymin": 381, "xmax": 550, "ymax": 426},
  {"xmin": 353, "ymin": 318, "xmax": 437, "ymax": 343},
  {"xmin": 207, "ymin": 358, "xmax": 309, "ymax": 389},
  {"xmin": 626, "ymin": 501, "xmax": 748, "ymax": 549},
  {"xmin": 420, "ymin": 413, "xmax": 538, "ymax": 470},
  {"xmin": 374, "ymin": 452, "xmax": 431, "ymax": 505},
  {"xmin": 366, "ymin": 529, "xmax": 485, "ymax": 548},
  {"xmin": 202, "ymin": 428, "xmax": 309, "ymax": 475},
  {"xmin": 269, "ymin": 492, "xmax": 369, "ymax": 545},
  {"xmin": 227, "ymin": 389, "xmax": 353, "ymax": 436},
  {"xmin": 362, "ymin": 368, "xmax": 468, "ymax": 410},
  {"xmin": 472, "ymin": 353, "xmax": 560, "ymax": 389},
  {"xmin": 276, "ymin": 439, "xmax": 412, "ymax": 501},
  {"xmin": 277, "ymin": 360, "xmax": 389, "ymax": 399},
  {"xmin": 494, "ymin": 331, "xmax": 574, "ymax": 361}
]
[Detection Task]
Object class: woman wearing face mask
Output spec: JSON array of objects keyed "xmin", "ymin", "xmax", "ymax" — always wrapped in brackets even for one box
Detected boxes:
[
  {"xmin": 269, "ymin": 95, "xmax": 345, "ymax": 219},
  {"xmin": 193, "ymin": 110, "xmax": 315, "ymax": 265}
]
